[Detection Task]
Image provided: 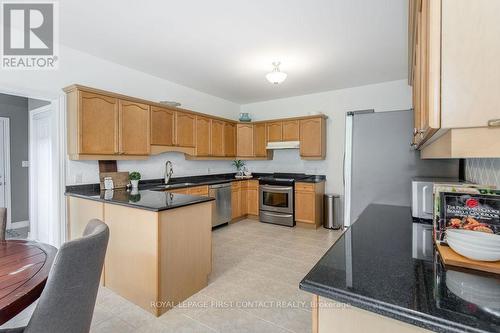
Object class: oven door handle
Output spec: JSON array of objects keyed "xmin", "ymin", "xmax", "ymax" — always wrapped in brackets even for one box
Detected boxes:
[
  {"xmin": 260, "ymin": 185, "xmax": 293, "ymax": 191},
  {"xmin": 261, "ymin": 212, "xmax": 293, "ymax": 218}
]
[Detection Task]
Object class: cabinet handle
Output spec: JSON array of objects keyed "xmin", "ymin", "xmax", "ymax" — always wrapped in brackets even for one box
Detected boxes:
[
  {"xmin": 410, "ymin": 142, "xmax": 417, "ymax": 150},
  {"xmin": 488, "ymin": 119, "xmax": 500, "ymax": 127}
]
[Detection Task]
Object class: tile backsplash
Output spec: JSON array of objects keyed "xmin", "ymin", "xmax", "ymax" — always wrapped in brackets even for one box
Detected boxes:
[{"xmin": 466, "ymin": 158, "xmax": 500, "ymax": 188}]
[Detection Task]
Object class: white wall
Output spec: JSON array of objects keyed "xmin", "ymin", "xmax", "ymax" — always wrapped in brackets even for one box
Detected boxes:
[
  {"xmin": 0, "ymin": 45, "xmax": 240, "ymax": 185},
  {"xmin": 240, "ymin": 80, "xmax": 412, "ymax": 194}
]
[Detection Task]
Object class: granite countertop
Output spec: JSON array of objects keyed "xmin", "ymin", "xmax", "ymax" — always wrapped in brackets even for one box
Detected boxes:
[
  {"xmin": 300, "ymin": 204, "xmax": 500, "ymax": 333},
  {"xmin": 65, "ymin": 188, "xmax": 214, "ymax": 212}
]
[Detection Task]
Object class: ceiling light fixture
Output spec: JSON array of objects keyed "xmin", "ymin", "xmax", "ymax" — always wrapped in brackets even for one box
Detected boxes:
[{"xmin": 266, "ymin": 62, "xmax": 287, "ymax": 84}]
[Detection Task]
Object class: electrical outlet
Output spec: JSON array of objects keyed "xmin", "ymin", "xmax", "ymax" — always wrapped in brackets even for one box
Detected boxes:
[{"xmin": 21, "ymin": 161, "xmax": 30, "ymax": 167}]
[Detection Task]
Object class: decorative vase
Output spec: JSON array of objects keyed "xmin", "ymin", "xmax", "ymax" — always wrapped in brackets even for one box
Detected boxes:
[
  {"xmin": 239, "ymin": 113, "xmax": 251, "ymax": 122},
  {"xmin": 131, "ymin": 180, "xmax": 139, "ymax": 188}
]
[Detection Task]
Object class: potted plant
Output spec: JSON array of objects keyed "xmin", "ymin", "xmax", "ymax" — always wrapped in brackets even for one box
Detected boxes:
[
  {"xmin": 232, "ymin": 160, "xmax": 245, "ymax": 176},
  {"xmin": 129, "ymin": 171, "xmax": 141, "ymax": 189}
]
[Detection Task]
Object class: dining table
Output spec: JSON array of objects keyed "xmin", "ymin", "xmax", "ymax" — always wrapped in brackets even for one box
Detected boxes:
[{"xmin": 0, "ymin": 240, "xmax": 57, "ymax": 325}]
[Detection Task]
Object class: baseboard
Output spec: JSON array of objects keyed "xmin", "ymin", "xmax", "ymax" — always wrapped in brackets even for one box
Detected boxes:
[{"xmin": 8, "ymin": 220, "xmax": 29, "ymax": 229}]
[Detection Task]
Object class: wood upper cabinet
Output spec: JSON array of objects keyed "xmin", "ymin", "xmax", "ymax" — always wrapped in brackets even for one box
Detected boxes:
[
  {"xmin": 175, "ymin": 112, "xmax": 196, "ymax": 148},
  {"xmin": 266, "ymin": 121, "xmax": 282, "ymax": 142},
  {"xmin": 119, "ymin": 100, "xmax": 150, "ymax": 155},
  {"xmin": 223, "ymin": 122, "xmax": 236, "ymax": 157},
  {"xmin": 253, "ymin": 123, "xmax": 267, "ymax": 157},
  {"xmin": 299, "ymin": 117, "xmax": 326, "ymax": 159},
  {"xmin": 282, "ymin": 120, "xmax": 299, "ymax": 141},
  {"xmin": 210, "ymin": 119, "xmax": 225, "ymax": 157},
  {"xmin": 78, "ymin": 91, "xmax": 119, "ymax": 155},
  {"xmin": 195, "ymin": 116, "xmax": 211, "ymax": 156},
  {"xmin": 150, "ymin": 106, "xmax": 174, "ymax": 146},
  {"xmin": 409, "ymin": 0, "xmax": 500, "ymax": 157},
  {"xmin": 237, "ymin": 124, "xmax": 254, "ymax": 157}
]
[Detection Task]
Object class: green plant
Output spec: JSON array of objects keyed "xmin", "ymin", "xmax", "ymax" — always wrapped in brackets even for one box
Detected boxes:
[
  {"xmin": 129, "ymin": 171, "xmax": 141, "ymax": 181},
  {"xmin": 232, "ymin": 160, "xmax": 245, "ymax": 170}
]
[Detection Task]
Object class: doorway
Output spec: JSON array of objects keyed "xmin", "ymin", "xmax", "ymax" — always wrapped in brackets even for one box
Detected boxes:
[
  {"xmin": 29, "ymin": 105, "xmax": 57, "ymax": 244},
  {"xmin": 0, "ymin": 117, "xmax": 12, "ymax": 228}
]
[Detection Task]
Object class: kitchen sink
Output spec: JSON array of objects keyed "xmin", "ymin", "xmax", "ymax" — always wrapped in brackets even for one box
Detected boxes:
[{"xmin": 150, "ymin": 183, "xmax": 195, "ymax": 191}]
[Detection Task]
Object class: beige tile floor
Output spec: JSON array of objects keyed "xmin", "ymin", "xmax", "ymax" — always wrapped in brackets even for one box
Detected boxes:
[{"xmin": 2, "ymin": 219, "xmax": 341, "ymax": 333}]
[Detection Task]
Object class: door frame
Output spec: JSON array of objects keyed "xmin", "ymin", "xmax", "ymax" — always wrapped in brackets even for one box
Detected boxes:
[
  {"xmin": 0, "ymin": 117, "xmax": 12, "ymax": 228},
  {"xmin": 0, "ymin": 84, "xmax": 66, "ymax": 247}
]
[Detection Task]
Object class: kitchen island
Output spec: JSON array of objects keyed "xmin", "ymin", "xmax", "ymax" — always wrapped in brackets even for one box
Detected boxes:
[
  {"xmin": 300, "ymin": 204, "xmax": 499, "ymax": 333},
  {"xmin": 65, "ymin": 187, "xmax": 214, "ymax": 316}
]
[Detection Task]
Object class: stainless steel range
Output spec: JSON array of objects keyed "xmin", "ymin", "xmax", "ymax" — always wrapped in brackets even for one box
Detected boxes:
[{"xmin": 259, "ymin": 173, "xmax": 308, "ymax": 227}]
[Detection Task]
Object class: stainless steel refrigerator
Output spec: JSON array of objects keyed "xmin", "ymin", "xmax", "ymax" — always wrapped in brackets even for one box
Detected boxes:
[{"xmin": 343, "ymin": 110, "xmax": 459, "ymax": 227}]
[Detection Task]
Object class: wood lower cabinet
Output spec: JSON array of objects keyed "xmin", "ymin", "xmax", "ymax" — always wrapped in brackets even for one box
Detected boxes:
[
  {"xmin": 246, "ymin": 180, "xmax": 259, "ymax": 216},
  {"xmin": 72, "ymin": 91, "xmax": 119, "ymax": 155},
  {"xmin": 223, "ymin": 122, "xmax": 236, "ymax": 157},
  {"xmin": 231, "ymin": 182, "xmax": 242, "ymax": 219},
  {"xmin": 195, "ymin": 116, "xmax": 211, "ymax": 156},
  {"xmin": 210, "ymin": 120, "xmax": 225, "ymax": 157},
  {"xmin": 299, "ymin": 117, "xmax": 326, "ymax": 159},
  {"xmin": 282, "ymin": 120, "xmax": 299, "ymax": 141},
  {"xmin": 253, "ymin": 123, "xmax": 267, "ymax": 157},
  {"xmin": 295, "ymin": 182, "xmax": 325, "ymax": 227},
  {"xmin": 175, "ymin": 112, "xmax": 196, "ymax": 148},
  {"xmin": 237, "ymin": 124, "xmax": 254, "ymax": 157},
  {"xmin": 151, "ymin": 106, "xmax": 174, "ymax": 146},
  {"xmin": 266, "ymin": 121, "xmax": 282, "ymax": 142},
  {"xmin": 188, "ymin": 185, "xmax": 209, "ymax": 196},
  {"xmin": 119, "ymin": 100, "xmax": 151, "ymax": 155}
]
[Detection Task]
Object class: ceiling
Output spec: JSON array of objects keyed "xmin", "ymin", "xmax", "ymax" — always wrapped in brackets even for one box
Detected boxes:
[{"xmin": 60, "ymin": 0, "xmax": 408, "ymax": 104}]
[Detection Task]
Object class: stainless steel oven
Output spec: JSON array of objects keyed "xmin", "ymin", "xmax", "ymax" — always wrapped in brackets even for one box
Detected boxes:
[{"xmin": 260, "ymin": 185, "xmax": 293, "ymax": 214}]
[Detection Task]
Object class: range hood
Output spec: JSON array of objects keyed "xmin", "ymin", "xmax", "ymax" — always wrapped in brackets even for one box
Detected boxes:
[{"xmin": 266, "ymin": 141, "xmax": 300, "ymax": 150}]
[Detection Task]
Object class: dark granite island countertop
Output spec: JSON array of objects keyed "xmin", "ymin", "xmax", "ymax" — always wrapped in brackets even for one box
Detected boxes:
[
  {"xmin": 300, "ymin": 204, "xmax": 500, "ymax": 333},
  {"xmin": 65, "ymin": 188, "xmax": 214, "ymax": 212}
]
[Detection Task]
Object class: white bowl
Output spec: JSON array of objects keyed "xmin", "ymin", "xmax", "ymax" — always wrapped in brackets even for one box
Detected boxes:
[
  {"xmin": 447, "ymin": 238, "xmax": 500, "ymax": 261},
  {"xmin": 446, "ymin": 229, "xmax": 500, "ymax": 248},
  {"xmin": 446, "ymin": 231, "xmax": 500, "ymax": 249},
  {"xmin": 446, "ymin": 235, "xmax": 500, "ymax": 253}
]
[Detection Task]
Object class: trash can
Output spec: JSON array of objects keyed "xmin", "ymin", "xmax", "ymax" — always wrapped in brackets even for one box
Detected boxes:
[{"xmin": 324, "ymin": 194, "xmax": 342, "ymax": 230}]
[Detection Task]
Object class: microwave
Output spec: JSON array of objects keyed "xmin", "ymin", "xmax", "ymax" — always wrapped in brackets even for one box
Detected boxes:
[{"xmin": 411, "ymin": 177, "xmax": 463, "ymax": 220}]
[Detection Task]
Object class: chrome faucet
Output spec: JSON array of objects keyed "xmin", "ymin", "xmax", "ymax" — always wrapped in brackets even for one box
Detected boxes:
[{"xmin": 165, "ymin": 161, "xmax": 174, "ymax": 185}]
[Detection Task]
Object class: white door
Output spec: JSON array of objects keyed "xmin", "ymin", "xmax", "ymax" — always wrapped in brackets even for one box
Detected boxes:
[
  {"xmin": 0, "ymin": 117, "xmax": 12, "ymax": 227},
  {"xmin": 30, "ymin": 107, "xmax": 54, "ymax": 244}
]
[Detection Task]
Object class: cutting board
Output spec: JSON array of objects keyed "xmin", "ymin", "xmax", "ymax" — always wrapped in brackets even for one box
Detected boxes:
[
  {"xmin": 436, "ymin": 243, "xmax": 500, "ymax": 275},
  {"xmin": 99, "ymin": 172, "xmax": 130, "ymax": 189}
]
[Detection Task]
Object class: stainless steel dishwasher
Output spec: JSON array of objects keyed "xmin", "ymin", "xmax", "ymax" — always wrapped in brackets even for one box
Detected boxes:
[{"xmin": 209, "ymin": 183, "xmax": 232, "ymax": 227}]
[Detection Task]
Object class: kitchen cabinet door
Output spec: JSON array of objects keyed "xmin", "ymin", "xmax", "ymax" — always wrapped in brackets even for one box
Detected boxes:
[
  {"xmin": 253, "ymin": 123, "xmax": 267, "ymax": 157},
  {"xmin": 282, "ymin": 120, "xmax": 299, "ymax": 141},
  {"xmin": 119, "ymin": 100, "xmax": 150, "ymax": 155},
  {"xmin": 295, "ymin": 191, "xmax": 315, "ymax": 224},
  {"xmin": 175, "ymin": 112, "xmax": 196, "ymax": 147},
  {"xmin": 237, "ymin": 124, "xmax": 254, "ymax": 157},
  {"xmin": 231, "ymin": 188, "xmax": 241, "ymax": 219},
  {"xmin": 440, "ymin": 0, "xmax": 500, "ymax": 128},
  {"xmin": 299, "ymin": 117, "xmax": 326, "ymax": 159},
  {"xmin": 223, "ymin": 122, "xmax": 236, "ymax": 157},
  {"xmin": 79, "ymin": 91, "xmax": 119, "ymax": 154},
  {"xmin": 195, "ymin": 116, "xmax": 211, "ymax": 156},
  {"xmin": 247, "ymin": 188, "xmax": 259, "ymax": 216},
  {"xmin": 151, "ymin": 106, "xmax": 174, "ymax": 146},
  {"xmin": 210, "ymin": 119, "xmax": 225, "ymax": 157},
  {"xmin": 266, "ymin": 121, "xmax": 282, "ymax": 142},
  {"xmin": 168, "ymin": 188, "xmax": 189, "ymax": 195}
]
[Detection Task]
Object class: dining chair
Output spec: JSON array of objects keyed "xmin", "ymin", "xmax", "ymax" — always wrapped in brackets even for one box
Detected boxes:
[
  {"xmin": 0, "ymin": 208, "xmax": 6, "ymax": 240},
  {"xmin": 0, "ymin": 219, "xmax": 109, "ymax": 333}
]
